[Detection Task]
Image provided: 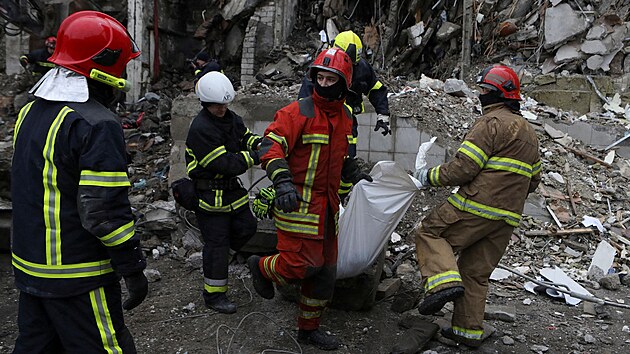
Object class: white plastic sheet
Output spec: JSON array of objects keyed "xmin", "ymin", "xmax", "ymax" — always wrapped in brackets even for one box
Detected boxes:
[{"xmin": 336, "ymin": 161, "xmax": 422, "ymax": 279}]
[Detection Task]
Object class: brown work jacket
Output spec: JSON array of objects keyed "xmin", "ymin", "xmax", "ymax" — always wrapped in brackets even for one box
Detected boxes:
[{"xmin": 427, "ymin": 103, "xmax": 542, "ymax": 227}]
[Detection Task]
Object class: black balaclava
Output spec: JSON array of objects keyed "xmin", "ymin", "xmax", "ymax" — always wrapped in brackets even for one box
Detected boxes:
[
  {"xmin": 479, "ymin": 89, "xmax": 520, "ymax": 112},
  {"xmin": 87, "ymin": 79, "xmax": 119, "ymax": 109},
  {"xmin": 311, "ymin": 69, "xmax": 347, "ymax": 100}
]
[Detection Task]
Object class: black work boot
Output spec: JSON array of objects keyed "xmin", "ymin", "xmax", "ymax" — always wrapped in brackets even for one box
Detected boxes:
[
  {"xmin": 204, "ymin": 292, "xmax": 237, "ymax": 314},
  {"xmin": 247, "ymin": 255, "xmax": 274, "ymax": 299},
  {"xmin": 417, "ymin": 286, "xmax": 465, "ymax": 315},
  {"xmin": 441, "ymin": 327, "xmax": 483, "ymax": 348},
  {"xmin": 298, "ymin": 329, "xmax": 340, "ymax": 351}
]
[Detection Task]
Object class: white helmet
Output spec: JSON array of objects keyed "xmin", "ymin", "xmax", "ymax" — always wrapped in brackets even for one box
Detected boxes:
[{"xmin": 196, "ymin": 71, "xmax": 236, "ymax": 104}]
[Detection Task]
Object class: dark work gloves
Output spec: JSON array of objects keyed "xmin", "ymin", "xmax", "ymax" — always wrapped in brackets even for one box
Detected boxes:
[
  {"xmin": 374, "ymin": 114, "xmax": 392, "ymax": 136},
  {"xmin": 122, "ymin": 272, "xmax": 148, "ymax": 310},
  {"xmin": 342, "ymin": 157, "xmax": 373, "ymax": 185},
  {"xmin": 274, "ymin": 180, "xmax": 300, "ymax": 212},
  {"xmin": 249, "ymin": 150, "xmax": 261, "ymax": 165}
]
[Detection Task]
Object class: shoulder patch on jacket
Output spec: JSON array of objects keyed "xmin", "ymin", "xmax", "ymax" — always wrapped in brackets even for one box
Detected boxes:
[{"xmin": 298, "ymin": 97, "xmax": 315, "ymax": 118}]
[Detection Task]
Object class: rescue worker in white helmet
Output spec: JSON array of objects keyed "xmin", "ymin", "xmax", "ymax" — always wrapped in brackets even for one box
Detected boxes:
[
  {"xmin": 298, "ymin": 30, "xmax": 390, "ymax": 200},
  {"xmin": 405, "ymin": 65, "xmax": 541, "ymax": 350},
  {"xmin": 12, "ymin": 11, "xmax": 147, "ymax": 352},
  {"xmin": 185, "ymin": 71, "xmax": 262, "ymax": 313}
]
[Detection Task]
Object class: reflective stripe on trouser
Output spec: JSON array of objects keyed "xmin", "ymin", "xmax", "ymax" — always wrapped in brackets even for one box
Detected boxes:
[
  {"xmin": 14, "ymin": 282, "xmax": 136, "ymax": 353},
  {"xmin": 262, "ymin": 206, "xmax": 338, "ymax": 330},
  {"xmin": 414, "ymin": 202, "xmax": 513, "ymax": 332},
  {"xmin": 196, "ymin": 207, "xmax": 257, "ymax": 295}
]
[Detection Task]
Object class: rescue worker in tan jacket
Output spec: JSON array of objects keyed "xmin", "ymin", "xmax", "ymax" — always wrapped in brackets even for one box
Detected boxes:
[{"xmin": 413, "ymin": 65, "xmax": 541, "ymax": 348}]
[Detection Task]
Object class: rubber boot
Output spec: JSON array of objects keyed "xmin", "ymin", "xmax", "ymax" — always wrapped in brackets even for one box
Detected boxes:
[
  {"xmin": 417, "ymin": 286, "xmax": 464, "ymax": 315},
  {"xmin": 247, "ymin": 255, "xmax": 274, "ymax": 299},
  {"xmin": 204, "ymin": 292, "xmax": 236, "ymax": 314},
  {"xmin": 298, "ymin": 329, "xmax": 340, "ymax": 351}
]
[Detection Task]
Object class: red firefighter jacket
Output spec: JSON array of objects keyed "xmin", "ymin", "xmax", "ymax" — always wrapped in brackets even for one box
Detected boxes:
[{"xmin": 261, "ymin": 93, "xmax": 353, "ymax": 239}]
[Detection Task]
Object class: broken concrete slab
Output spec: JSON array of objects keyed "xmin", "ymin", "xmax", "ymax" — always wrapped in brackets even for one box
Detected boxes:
[
  {"xmin": 581, "ymin": 40, "xmax": 611, "ymax": 55},
  {"xmin": 544, "ymin": 4, "xmax": 589, "ymax": 49},
  {"xmin": 443, "ymin": 79, "xmax": 472, "ymax": 97},
  {"xmin": 554, "ymin": 42, "xmax": 583, "ymax": 64},
  {"xmin": 407, "ymin": 21, "xmax": 425, "ymax": 48},
  {"xmin": 586, "ymin": 25, "xmax": 608, "ymax": 40},
  {"xmin": 435, "ymin": 22, "xmax": 461, "ymax": 42}
]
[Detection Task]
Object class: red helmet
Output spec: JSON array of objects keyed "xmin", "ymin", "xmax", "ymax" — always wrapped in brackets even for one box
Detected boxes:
[
  {"xmin": 49, "ymin": 11, "xmax": 140, "ymax": 79},
  {"xmin": 309, "ymin": 48, "xmax": 353, "ymax": 90},
  {"xmin": 45, "ymin": 36, "xmax": 56, "ymax": 48},
  {"xmin": 476, "ymin": 65, "xmax": 522, "ymax": 100}
]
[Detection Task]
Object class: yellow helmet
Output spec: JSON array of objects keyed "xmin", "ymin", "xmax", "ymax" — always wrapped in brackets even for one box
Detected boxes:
[{"xmin": 333, "ymin": 31, "xmax": 362, "ymax": 64}]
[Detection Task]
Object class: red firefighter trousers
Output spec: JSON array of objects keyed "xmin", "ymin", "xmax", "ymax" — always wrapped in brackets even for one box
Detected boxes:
[{"xmin": 257, "ymin": 208, "xmax": 337, "ymax": 330}]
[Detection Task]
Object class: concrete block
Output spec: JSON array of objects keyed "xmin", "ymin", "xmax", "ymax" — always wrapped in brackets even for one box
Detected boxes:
[
  {"xmin": 554, "ymin": 42, "xmax": 583, "ymax": 64},
  {"xmin": 544, "ymin": 3, "xmax": 589, "ymax": 48},
  {"xmin": 393, "ymin": 153, "xmax": 417, "ymax": 172},
  {"xmin": 534, "ymin": 74, "xmax": 556, "ymax": 85},
  {"xmin": 376, "ymin": 278, "xmax": 402, "ymax": 300},
  {"xmin": 395, "ymin": 127, "xmax": 421, "ymax": 154},
  {"xmin": 357, "ymin": 125, "xmax": 371, "ymax": 151},
  {"xmin": 369, "ymin": 151, "xmax": 394, "ymax": 163},
  {"xmin": 369, "ymin": 130, "xmax": 394, "ymax": 153}
]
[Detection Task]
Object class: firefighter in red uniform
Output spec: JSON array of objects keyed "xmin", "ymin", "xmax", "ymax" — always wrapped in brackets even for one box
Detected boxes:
[
  {"xmin": 413, "ymin": 65, "xmax": 541, "ymax": 348},
  {"xmin": 247, "ymin": 48, "xmax": 372, "ymax": 350},
  {"xmin": 185, "ymin": 71, "xmax": 261, "ymax": 313},
  {"xmin": 11, "ymin": 11, "xmax": 147, "ymax": 353}
]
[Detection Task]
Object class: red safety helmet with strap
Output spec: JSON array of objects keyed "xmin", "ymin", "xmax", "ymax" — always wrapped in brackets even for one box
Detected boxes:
[
  {"xmin": 49, "ymin": 11, "xmax": 140, "ymax": 79},
  {"xmin": 45, "ymin": 36, "xmax": 56, "ymax": 48},
  {"xmin": 476, "ymin": 65, "xmax": 522, "ymax": 100},
  {"xmin": 309, "ymin": 48, "xmax": 353, "ymax": 90}
]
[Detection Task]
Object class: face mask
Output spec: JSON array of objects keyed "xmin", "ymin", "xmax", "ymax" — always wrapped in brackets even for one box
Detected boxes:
[
  {"xmin": 314, "ymin": 80, "xmax": 346, "ymax": 100},
  {"xmin": 478, "ymin": 91, "xmax": 503, "ymax": 107}
]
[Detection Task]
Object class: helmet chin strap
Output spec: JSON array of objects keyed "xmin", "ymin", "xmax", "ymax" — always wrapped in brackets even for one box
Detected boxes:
[{"xmin": 89, "ymin": 69, "xmax": 131, "ymax": 92}]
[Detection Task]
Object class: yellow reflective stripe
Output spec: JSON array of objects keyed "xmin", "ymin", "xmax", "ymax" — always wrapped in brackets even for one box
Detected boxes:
[
  {"xmin": 425, "ymin": 271, "xmax": 462, "ymax": 292},
  {"xmin": 338, "ymin": 180, "xmax": 352, "ymax": 194},
  {"xmin": 199, "ymin": 145, "xmax": 226, "ymax": 167},
  {"xmin": 185, "ymin": 148, "xmax": 198, "ymax": 173},
  {"xmin": 240, "ymin": 151, "xmax": 254, "ymax": 168},
  {"xmin": 300, "ymin": 310, "xmax": 322, "ymax": 319},
  {"xmin": 194, "ymin": 69, "xmax": 201, "ymax": 75},
  {"xmin": 13, "ymin": 101, "xmax": 34, "ymax": 146},
  {"xmin": 300, "ymin": 144, "xmax": 321, "ymax": 213},
  {"xmin": 274, "ymin": 219, "xmax": 319, "ymax": 235},
  {"xmin": 428, "ymin": 166, "xmax": 441, "ymax": 187},
  {"xmin": 458, "ymin": 141, "xmax": 488, "ymax": 168},
  {"xmin": 266, "ymin": 254, "xmax": 288, "ymax": 286},
  {"xmin": 90, "ymin": 287, "xmax": 122, "ymax": 354},
  {"xmin": 448, "ymin": 193, "xmax": 521, "ymax": 227},
  {"xmin": 12, "ymin": 253, "xmax": 114, "ymax": 278},
  {"xmin": 37, "ymin": 62, "xmax": 56, "ymax": 67},
  {"xmin": 347, "ymin": 135, "xmax": 357, "ymax": 145},
  {"xmin": 100, "ymin": 220, "xmax": 135, "ymax": 247},
  {"xmin": 532, "ymin": 160, "xmax": 542, "ymax": 175},
  {"xmin": 452, "ymin": 326, "xmax": 483, "ymax": 340},
  {"xmin": 300, "ymin": 295, "xmax": 328, "ymax": 307},
  {"xmin": 269, "ymin": 164, "xmax": 289, "ymax": 182},
  {"xmin": 79, "ymin": 170, "xmax": 131, "ymax": 187},
  {"xmin": 204, "ymin": 277, "xmax": 228, "ymax": 293},
  {"xmin": 215, "ymin": 189, "xmax": 222, "ymax": 207},
  {"xmin": 485, "ymin": 157, "xmax": 533, "ymax": 178},
  {"xmin": 273, "ymin": 210, "xmax": 319, "ymax": 224},
  {"xmin": 302, "ymin": 134, "xmax": 329, "ymax": 144},
  {"xmin": 43, "ymin": 106, "xmax": 73, "ymax": 265},
  {"xmin": 198, "ymin": 194, "xmax": 249, "ymax": 213},
  {"xmin": 267, "ymin": 132, "xmax": 288, "ymax": 156},
  {"xmin": 204, "ymin": 284, "xmax": 228, "ymax": 293},
  {"xmin": 369, "ymin": 80, "xmax": 383, "ymax": 93}
]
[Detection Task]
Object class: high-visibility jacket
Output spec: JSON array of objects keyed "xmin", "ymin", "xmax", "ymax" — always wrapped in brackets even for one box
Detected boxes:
[
  {"xmin": 426, "ymin": 104, "xmax": 542, "ymax": 227},
  {"xmin": 185, "ymin": 108, "xmax": 261, "ymax": 213},
  {"xmin": 20, "ymin": 48, "xmax": 55, "ymax": 75},
  {"xmin": 260, "ymin": 94, "xmax": 353, "ymax": 238},
  {"xmin": 11, "ymin": 98, "xmax": 145, "ymax": 298},
  {"xmin": 298, "ymin": 58, "xmax": 389, "ymax": 116}
]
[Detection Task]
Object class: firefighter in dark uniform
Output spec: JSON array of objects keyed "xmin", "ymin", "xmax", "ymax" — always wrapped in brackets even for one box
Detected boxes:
[
  {"xmin": 247, "ymin": 48, "xmax": 372, "ymax": 350},
  {"xmin": 298, "ymin": 30, "xmax": 390, "ymax": 198},
  {"xmin": 11, "ymin": 11, "xmax": 147, "ymax": 353},
  {"xmin": 19, "ymin": 36, "xmax": 57, "ymax": 75},
  {"xmin": 192, "ymin": 51, "xmax": 221, "ymax": 83},
  {"xmin": 412, "ymin": 65, "xmax": 541, "ymax": 348},
  {"xmin": 185, "ymin": 71, "xmax": 261, "ymax": 313}
]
